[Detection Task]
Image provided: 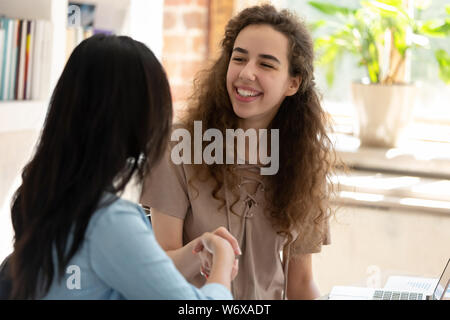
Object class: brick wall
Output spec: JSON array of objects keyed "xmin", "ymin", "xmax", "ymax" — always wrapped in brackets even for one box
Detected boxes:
[
  {"xmin": 208, "ymin": 0, "xmax": 234, "ymax": 60},
  {"xmin": 162, "ymin": 0, "xmax": 210, "ymax": 115}
]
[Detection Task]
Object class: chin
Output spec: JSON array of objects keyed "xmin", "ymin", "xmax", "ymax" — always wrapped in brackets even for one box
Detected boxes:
[{"xmin": 232, "ymin": 106, "xmax": 251, "ymax": 120}]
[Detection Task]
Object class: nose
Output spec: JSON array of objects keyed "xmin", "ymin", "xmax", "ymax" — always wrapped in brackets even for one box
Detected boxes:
[{"xmin": 238, "ymin": 62, "xmax": 256, "ymax": 81}]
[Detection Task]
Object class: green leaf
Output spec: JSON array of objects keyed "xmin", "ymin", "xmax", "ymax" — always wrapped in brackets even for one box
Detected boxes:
[
  {"xmin": 376, "ymin": 0, "xmax": 403, "ymax": 7},
  {"xmin": 308, "ymin": 19, "xmax": 327, "ymax": 32},
  {"xmin": 358, "ymin": 27, "xmax": 380, "ymax": 83},
  {"xmin": 313, "ymin": 37, "xmax": 346, "ymax": 87},
  {"xmin": 366, "ymin": 42, "xmax": 380, "ymax": 83},
  {"xmin": 361, "ymin": 0, "xmax": 411, "ymax": 22},
  {"xmin": 307, "ymin": 1, "xmax": 356, "ymax": 16},
  {"xmin": 420, "ymin": 19, "xmax": 450, "ymax": 37},
  {"xmin": 362, "ymin": 0, "xmax": 397, "ymax": 15},
  {"xmin": 435, "ymin": 49, "xmax": 450, "ymax": 84},
  {"xmin": 363, "ymin": 0, "xmax": 398, "ymax": 13},
  {"xmin": 325, "ymin": 61, "xmax": 335, "ymax": 87},
  {"xmin": 393, "ymin": 27, "xmax": 408, "ymax": 56},
  {"xmin": 446, "ymin": 5, "xmax": 450, "ymax": 15},
  {"xmin": 316, "ymin": 39, "xmax": 339, "ymax": 65}
]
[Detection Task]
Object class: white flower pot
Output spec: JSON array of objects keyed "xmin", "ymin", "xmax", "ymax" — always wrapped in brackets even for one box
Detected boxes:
[{"xmin": 351, "ymin": 82, "xmax": 417, "ymax": 148}]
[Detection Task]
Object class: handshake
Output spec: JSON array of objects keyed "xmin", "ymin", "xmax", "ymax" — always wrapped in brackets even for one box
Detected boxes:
[{"xmin": 192, "ymin": 227, "xmax": 241, "ymax": 286}]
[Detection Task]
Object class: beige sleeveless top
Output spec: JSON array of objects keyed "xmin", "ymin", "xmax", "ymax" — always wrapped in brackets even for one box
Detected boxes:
[{"xmin": 140, "ymin": 146, "xmax": 330, "ymax": 300}]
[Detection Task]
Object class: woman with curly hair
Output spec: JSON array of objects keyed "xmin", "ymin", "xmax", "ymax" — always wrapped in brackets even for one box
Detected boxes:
[{"xmin": 141, "ymin": 4, "xmax": 336, "ymax": 300}]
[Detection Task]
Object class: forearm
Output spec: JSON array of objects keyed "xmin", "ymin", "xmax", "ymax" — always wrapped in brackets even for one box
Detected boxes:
[
  {"xmin": 285, "ymin": 253, "xmax": 321, "ymax": 300},
  {"xmin": 205, "ymin": 245, "xmax": 235, "ymax": 291},
  {"xmin": 206, "ymin": 259, "xmax": 232, "ymax": 291},
  {"xmin": 165, "ymin": 240, "xmax": 201, "ymax": 279},
  {"xmin": 287, "ymin": 279, "xmax": 321, "ymax": 300}
]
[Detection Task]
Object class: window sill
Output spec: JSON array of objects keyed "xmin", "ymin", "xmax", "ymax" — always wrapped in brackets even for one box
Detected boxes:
[
  {"xmin": 333, "ymin": 133, "xmax": 450, "ymax": 179},
  {"xmin": 332, "ymin": 133, "xmax": 450, "ymax": 214}
]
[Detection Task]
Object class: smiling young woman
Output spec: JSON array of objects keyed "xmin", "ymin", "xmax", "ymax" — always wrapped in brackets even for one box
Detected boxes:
[{"xmin": 141, "ymin": 4, "xmax": 337, "ymax": 300}]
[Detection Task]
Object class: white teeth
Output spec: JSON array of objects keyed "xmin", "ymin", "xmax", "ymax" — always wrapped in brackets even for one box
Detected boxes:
[{"xmin": 237, "ymin": 88, "xmax": 260, "ymax": 97}]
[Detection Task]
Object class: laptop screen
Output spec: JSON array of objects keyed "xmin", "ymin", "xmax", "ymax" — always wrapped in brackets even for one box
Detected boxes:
[{"xmin": 433, "ymin": 259, "xmax": 450, "ymax": 300}]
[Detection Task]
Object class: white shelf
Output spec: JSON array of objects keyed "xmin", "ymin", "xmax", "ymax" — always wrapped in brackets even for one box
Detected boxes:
[
  {"xmin": 0, "ymin": 0, "xmax": 66, "ymax": 133},
  {"xmin": 0, "ymin": 0, "xmax": 54, "ymax": 21},
  {"xmin": 0, "ymin": 100, "xmax": 48, "ymax": 132}
]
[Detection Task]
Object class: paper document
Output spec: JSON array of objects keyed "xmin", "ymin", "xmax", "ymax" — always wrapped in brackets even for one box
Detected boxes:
[
  {"xmin": 383, "ymin": 276, "xmax": 438, "ymax": 294},
  {"xmin": 328, "ymin": 286, "xmax": 374, "ymax": 300}
]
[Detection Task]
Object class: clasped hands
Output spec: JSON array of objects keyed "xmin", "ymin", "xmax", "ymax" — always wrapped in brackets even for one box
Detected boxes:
[{"xmin": 192, "ymin": 227, "xmax": 241, "ymax": 281}]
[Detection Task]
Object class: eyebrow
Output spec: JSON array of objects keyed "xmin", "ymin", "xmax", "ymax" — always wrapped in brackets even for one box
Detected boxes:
[{"xmin": 232, "ymin": 47, "xmax": 281, "ymax": 64}]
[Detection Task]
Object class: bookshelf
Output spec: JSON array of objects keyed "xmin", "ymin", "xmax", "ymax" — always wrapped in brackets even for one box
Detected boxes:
[
  {"xmin": 0, "ymin": 0, "xmax": 66, "ymax": 132},
  {"xmin": 0, "ymin": 0, "xmax": 164, "ymax": 133}
]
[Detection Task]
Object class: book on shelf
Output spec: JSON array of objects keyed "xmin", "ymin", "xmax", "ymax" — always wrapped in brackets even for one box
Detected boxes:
[
  {"xmin": 9, "ymin": 18, "xmax": 18, "ymax": 100},
  {"xmin": 0, "ymin": 18, "xmax": 12, "ymax": 100},
  {"xmin": 24, "ymin": 20, "xmax": 34, "ymax": 100},
  {"xmin": 0, "ymin": 16, "xmax": 52, "ymax": 101},
  {"xmin": 17, "ymin": 19, "xmax": 26, "ymax": 100},
  {"xmin": 31, "ymin": 20, "xmax": 44, "ymax": 101},
  {"xmin": 66, "ymin": 26, "xmax": 94, "ymax": 61}
]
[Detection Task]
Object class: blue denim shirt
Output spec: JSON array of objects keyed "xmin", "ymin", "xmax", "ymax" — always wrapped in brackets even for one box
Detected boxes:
[{"xmin": 42, "ymin": 194, "xmax": 232, "ymax": 300}]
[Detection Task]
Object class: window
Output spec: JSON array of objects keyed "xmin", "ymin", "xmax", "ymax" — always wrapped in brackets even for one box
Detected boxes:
[{"xmin": 286, "ymin": 0, "xmax": 450, "ymax": 144}]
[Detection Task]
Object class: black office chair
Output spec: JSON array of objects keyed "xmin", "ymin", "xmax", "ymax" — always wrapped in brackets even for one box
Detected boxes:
[{"xmin": 0, "ymin": 254, "xmax": 12, "ymax": 300}]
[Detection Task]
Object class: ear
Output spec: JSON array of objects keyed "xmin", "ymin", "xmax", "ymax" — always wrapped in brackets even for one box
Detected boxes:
[{"xmin": 285, "ymin": 76, "xmax": 301, "ymax": 96}]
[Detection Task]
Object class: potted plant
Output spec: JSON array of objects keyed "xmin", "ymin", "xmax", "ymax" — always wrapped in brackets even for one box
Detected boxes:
[{"xmin": 308, "ymin": 0, "xmax": 450, "ymax": 147}]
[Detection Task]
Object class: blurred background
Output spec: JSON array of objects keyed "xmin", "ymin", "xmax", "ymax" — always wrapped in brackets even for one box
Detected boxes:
[{"xmin": 0, "ymin": 0, "xmax": 449, "ymax": 296}]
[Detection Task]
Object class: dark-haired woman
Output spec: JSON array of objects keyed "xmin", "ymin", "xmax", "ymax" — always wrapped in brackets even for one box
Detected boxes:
[
  {"xmin": 8, "ymin": 34, "xmax": 238, "ymax": 300},
  {"xmin": 141, "ymin": 5, "xmax": 336, "ymax": 300}
]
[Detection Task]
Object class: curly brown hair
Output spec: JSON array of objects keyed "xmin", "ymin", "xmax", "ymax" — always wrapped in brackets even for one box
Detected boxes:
[{"xmin": 179, "ymin": 4, "xmax": 337, "ymax": 247}]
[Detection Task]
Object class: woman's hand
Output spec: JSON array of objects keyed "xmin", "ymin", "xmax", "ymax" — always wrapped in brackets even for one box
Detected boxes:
[
  {"xmin": 197, "ymin": 248, "xmax": 239, "ymax": 281},
  {"xmin": 192, "ymin": 227, "xmax": 240, "ymax": 283},
  {"xmin": 211, "ymin": 226, "xmax": 241, "ymax": 256}
]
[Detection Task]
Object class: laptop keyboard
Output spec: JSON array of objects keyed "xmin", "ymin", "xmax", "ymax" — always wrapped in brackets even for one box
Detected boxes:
[{"xmin": 373, "ymin": 290, "xmax": 424, "ymax": 300}]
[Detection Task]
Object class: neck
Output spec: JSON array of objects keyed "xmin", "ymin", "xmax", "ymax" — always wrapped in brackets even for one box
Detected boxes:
[{"xmin": 238, "ymin": 117, "xmax": 270, "ymax": 131}]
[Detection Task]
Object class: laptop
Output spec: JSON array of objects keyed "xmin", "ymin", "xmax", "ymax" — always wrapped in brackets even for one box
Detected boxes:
[{"xmin": 328, "ymin": 258, "xmax": 450, "ymax": 300}]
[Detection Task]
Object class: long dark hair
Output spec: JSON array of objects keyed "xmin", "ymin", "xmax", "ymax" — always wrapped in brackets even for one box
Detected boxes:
[
  {"xmin": 183, "ymin": 5, "xmax": 336, "ymax": 245},
  {"xmin": 9, "ymin": 34, "xmax": 172, "ymax": 299}
]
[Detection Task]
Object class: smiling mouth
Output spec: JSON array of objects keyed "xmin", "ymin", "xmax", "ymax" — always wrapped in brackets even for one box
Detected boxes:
[{"xmin": 235, "ymin": 87, "xmax": 262, "ymax": 98}]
